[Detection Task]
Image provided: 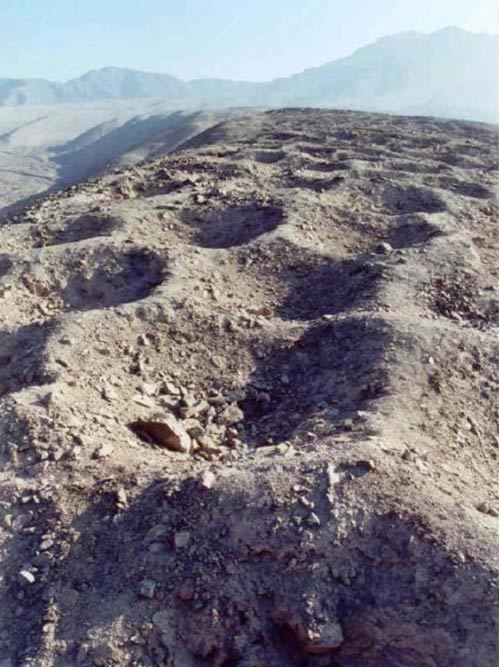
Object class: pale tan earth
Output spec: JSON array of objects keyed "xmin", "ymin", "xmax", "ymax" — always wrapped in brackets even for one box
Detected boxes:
[
  {"xmin": 0, "ymin": 103, "xmax": 232, "ymax": 216},
  {"xmin": 0, "ymin": 109, "xmax": 497, "ymax": 667}
]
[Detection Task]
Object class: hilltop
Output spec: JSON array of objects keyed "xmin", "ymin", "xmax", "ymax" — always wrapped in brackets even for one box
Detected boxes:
[{"xmin": 0, "ymin": 109, "xmax": 497, "ymax": 666}]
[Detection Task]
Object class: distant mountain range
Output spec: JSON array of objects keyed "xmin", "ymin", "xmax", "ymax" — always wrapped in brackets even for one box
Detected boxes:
[{"xmin": 0, "ymin": 28, "xmax": 497, "ymax": 122}]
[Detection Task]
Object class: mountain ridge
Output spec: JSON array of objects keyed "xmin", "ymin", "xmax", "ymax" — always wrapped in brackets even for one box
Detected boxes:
[{"xmin": 0, "ymin": 28, "xmax": 497, "ymax": 122}]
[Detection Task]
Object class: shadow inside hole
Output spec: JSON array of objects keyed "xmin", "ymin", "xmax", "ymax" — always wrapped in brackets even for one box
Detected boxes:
[
  {"xmin": 254, "ymin": 151, "xmax": 287, "ymax": 164},
  {"xmin": 241, "ymin": 318, "xmax": 392, "ymax": 444},
  {"xmin": 61, "ymin": 248, "xmax": 166, "ymax": 311},
  {"xmin": 436, "ymin": 177, "xmax": 491, "ymax": 200},
  {"xmin": 0, "ymin": 254, "xmax": 13, "ymax": 279},
  {"xmin": 185, "ymin": 205, "xmax": 285, "ymax": 249},
  {"xmin": 0, "ymin": 320, "xmax": 56, "ymax": 396},
  {"xmin": 381, "ymin": 184, "xmax": 447, "ymax": 215},
  {"xmin": 50, "ymin": 215, "xmax": 122, "ymax": 245},
  {"xmin": 290, "ymin": 174, "xmax": 345, "ymax": 193},
  {"xmin": 276, "ymin": 253, "xmax": 384, "ymax": 322},
  {"xmin": 386, "ymin": 216, "xmax": 446, "ymax": 249},
  {"xmin": 308, "ymin": 160, "xmax": 350, "ymax": 173},
  {"xmin": 389, "ymin": 160, "xmax": 446, "ymax": 175}
]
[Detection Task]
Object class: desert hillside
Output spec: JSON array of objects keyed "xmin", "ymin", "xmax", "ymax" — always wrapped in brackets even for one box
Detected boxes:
[
  {"xmin": 0, "ymin": 105, "xmax": 231, "ymax": 216},
  {"xmin": 0, "ymin": 109, "xmax": 497, "ymax": 666}
]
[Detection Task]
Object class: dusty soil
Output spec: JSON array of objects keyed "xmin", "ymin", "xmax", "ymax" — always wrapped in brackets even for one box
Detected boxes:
[
  {"xmin": 0, "ymin": 105, "xmax": 230, "ymax": 216},
  {"xmin": 0, "ymin": 109, "xmax": 497, "ymax": 667}
]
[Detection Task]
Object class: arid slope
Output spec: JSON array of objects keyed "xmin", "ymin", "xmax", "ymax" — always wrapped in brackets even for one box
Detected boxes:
[
  {"xmin": 0, "ymin": 105, "xmax": 231, "ymax": 216},
  {"xmin": 0, "ymin": 109, "xmax": 497, "ymax": 667}
]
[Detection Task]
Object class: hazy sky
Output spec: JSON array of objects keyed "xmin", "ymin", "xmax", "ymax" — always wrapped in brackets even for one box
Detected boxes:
[{"xmin": 1, "ymin": 0, "xmax": 497, "ymax": 81}]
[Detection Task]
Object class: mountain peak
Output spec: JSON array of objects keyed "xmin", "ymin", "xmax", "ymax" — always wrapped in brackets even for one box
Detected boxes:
[
  {"xmin": 0, "ymin": 28, "xmax": 496, "ymax": 122},
  {"xmin": 432, "ymin": 25, "xmax": 475, "ymax": 35}
]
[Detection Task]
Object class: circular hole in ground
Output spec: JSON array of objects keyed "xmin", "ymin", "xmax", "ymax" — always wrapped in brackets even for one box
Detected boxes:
[
  {"xmin": 61, "ymin": 246, "xmax": 167, "ymax": 311},
  {"xmin": 185, "ymin": 205, "xmax": 285, "ymax": 249}
]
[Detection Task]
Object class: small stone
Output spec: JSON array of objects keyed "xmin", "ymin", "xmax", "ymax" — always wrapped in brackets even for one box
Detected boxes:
[
  {"xmin": 92, "ymin": 443, "xmax": 114, "ymax": 459},
  {"xmin": 217, "ymin": 404, "xmax": 244, "ymax": 426},
  {"xmin": 374, "ymin": 242, "xmax": 393, "ymax": 255},
  {"xmin": 19, "ymin": 570, "xmax": 36, "ymax": 585},
  {"xmin": 476, "ymin": 502, "xmax": 498, "ymax": 517},
  {"xmin": 39, "ymin": 538, "xmax": 54, "ymax": 551},
  {"xmin": 144, "ymin": 524, "xmax": 168, "ymax": 543},
  {"xmin": 466, "ymin": 416, "xmax": 481, "ymax": 436},
  {"xmin": 137, "ymin": 333, "xmax": 150, "ymax": 346},
  {"xmin": 131, "ymin": 416, "xmax": 191, "ymax": 453},
  {"xmin": 116, "ymin": 488, "xmax": 128, "ymax": 508},
  {"xmin": 138, "ymin": 579, "xmax": 157, "ymax": 599},
  {"xmin": 132, "ymin": 395, "xmax": 156, "ymax": 408},
  {"xmin": 51, "ymin": 447, "xmax": 64, "ymax": 462},
  {"xmin": 208, "ymin": 391, "xmax": 227, "ymax": 406},
  {"xmin": 199, "ymin": 470, "xmax": 216, "ymax": 490},
  {"xmin": 174, "ymin": 531, "xmax": 191, "ymax": 549},
  {"xmin": 59, "ymin": 336, "xmax": 73, "ymax": 346},
  {"xmin": 303, "ymin": 621, "xmax": 344, "ymax": 654},
  {"xmin": 342, "ymin": 418, "xmax": 354, "ymax": 431},
  {"xmin": 197, "ymin": 435, "xmax": 219, "ymax": 455},
  {"xmin": 307, "ymin": 512, "xmax": 321, "ymax": 528},
  {"xmin": 101, "ymin": 385, "xmax": 118, "ymax": 402},
  {"xmin": 161, "ymin": 381, "xmax": 181, "ymax": 396},
  {"xmin": 140, "ymin": 382, "xmax": 158, "ymax": 397},
  {"xmin": 159, "ymin": 395, "xmax": 180, "ymax": 412},
  {"xmin": 254, "ymin": 444, "xmax": 278, "ymax": 457},
  {"xmin": 185, "ymin": 421, "xmax": 206, "ymax": 441},
  {"xmin": 179, "ymin": 398, "xmax": 209, "ymax": 420},
  {"xmin": 360, "ymin": 459, "xmax": 376, "ymax": 471},
  {"xmin": 327, "ymin": 465, "xmax": 342, "ymax": 488}
]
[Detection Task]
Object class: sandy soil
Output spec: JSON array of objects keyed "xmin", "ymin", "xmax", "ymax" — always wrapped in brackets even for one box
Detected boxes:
[{"xmin": 0, "ymin": 109, "xmax": 497, "ymax": 667}]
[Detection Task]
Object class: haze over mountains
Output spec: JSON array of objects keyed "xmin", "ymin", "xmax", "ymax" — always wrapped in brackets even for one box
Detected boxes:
[{"xmin": 1, "ymin": 28, "xmax": 497, "ymax": 122}]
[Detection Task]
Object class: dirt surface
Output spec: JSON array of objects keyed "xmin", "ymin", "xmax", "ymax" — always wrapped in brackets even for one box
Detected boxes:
[
  {"xmin": 0, "ymin": 109, "xmax": 497, "ymax": 667},
  {"xmin": 0, "ymin": 105, "xmax": 231, "ymax": 216}
]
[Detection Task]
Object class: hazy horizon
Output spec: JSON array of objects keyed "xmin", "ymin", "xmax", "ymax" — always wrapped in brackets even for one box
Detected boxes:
[
  {"xmin": 1, "ymin": 0, "xmax": 497, "ymax": 82},
  {"xmin": 4, "ymin": 26, "xmax": 496, "ymax": 86}
]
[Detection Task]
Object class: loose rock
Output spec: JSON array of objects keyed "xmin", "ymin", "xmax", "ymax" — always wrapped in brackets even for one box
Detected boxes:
[
  {"xmin": 131, "ymin": 415, "xmax": 192, "ymax": 453},
  {"xmin": 138, "ymin": 579, "xmax": 157, "ymax": 599}
]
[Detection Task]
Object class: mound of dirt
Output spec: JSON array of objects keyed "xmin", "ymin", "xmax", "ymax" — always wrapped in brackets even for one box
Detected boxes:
[{"xmin": 0, "ymin": 109, "xmax": 497, "ymax": 667}]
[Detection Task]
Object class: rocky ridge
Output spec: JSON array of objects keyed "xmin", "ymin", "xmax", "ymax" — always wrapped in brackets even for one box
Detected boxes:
[{"xmin": 0, "ymin": 109, "xmax": 497, "ymax": 666}]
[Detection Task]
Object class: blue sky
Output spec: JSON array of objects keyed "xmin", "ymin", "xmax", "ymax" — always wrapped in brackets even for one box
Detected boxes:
[{"xmin": 1, "ymin": 0, "xmax": 497, "ymax": 81}]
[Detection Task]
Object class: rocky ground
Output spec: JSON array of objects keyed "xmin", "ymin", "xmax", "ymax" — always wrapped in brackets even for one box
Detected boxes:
[{"xmin": 0, "ymin": 108, "xmax": 497, "ymax": 667}]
